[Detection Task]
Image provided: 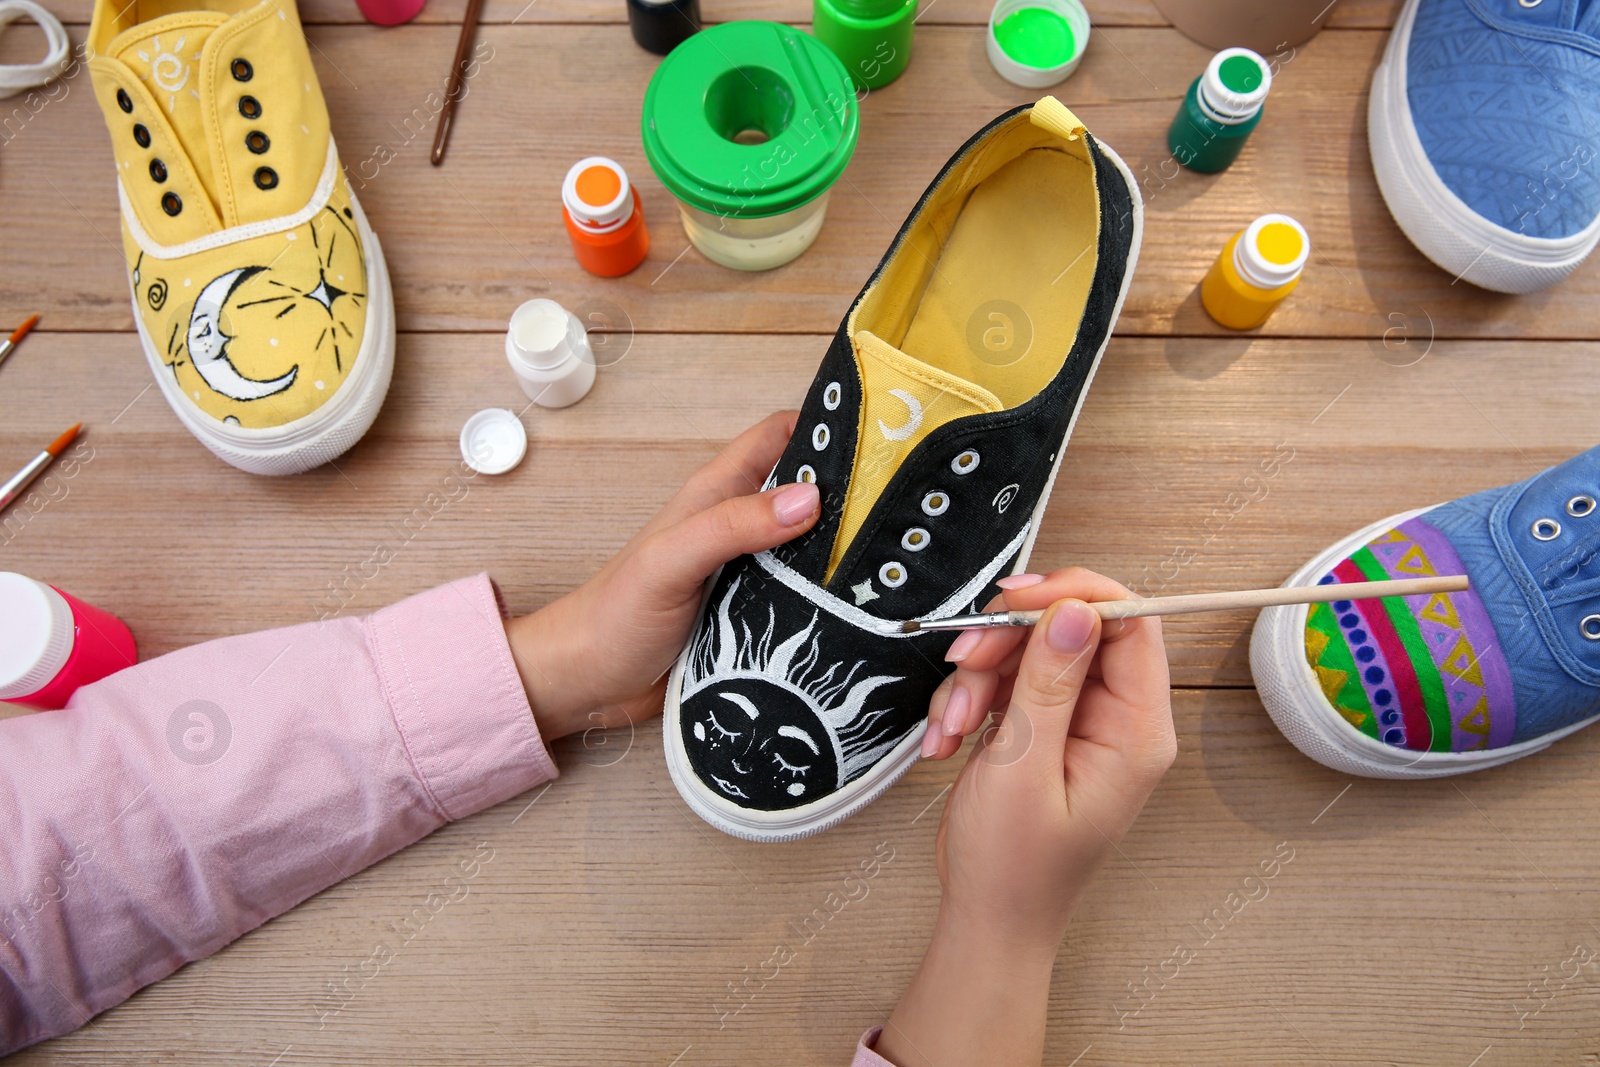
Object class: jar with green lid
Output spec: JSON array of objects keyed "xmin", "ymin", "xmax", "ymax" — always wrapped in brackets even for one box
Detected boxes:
[
  {"xmin": 813, "ymin": 0, "xmax": 915, "ymax": 90},
  {"xmin": 640, "ymin": 20, "xmax": 861, "ymax": 271},
  {"xmin": 1167, "ymin": 46, "xmax": 1271, "ymax": 174}
]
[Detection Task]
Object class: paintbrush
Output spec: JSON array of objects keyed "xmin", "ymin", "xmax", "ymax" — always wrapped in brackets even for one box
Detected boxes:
[
  {"xmin": 0, "ymin": 314, "xmax": 40, "ymax": 371},
  {"xmin": 0, "ymin": 423, "xmax": 82, "ymax": 512},
  {"xmin": 900, "ymin": 574, "xmax": 1470, "ymax": 633},
  {"xmin": 430, "ymin": 0, "xmax": 484, "ymax": 166}
]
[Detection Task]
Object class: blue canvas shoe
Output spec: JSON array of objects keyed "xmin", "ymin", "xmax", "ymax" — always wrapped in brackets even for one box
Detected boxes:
[
  {"xmin": 1369, "ymin": 0, "xmax": 1600, "ymax": 293},
  {"xmin": 1252, "ymin": 444, "xmax": 1600, "ymax": 778}
]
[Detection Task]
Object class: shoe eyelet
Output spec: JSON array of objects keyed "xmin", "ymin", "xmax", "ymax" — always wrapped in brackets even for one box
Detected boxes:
[
  {"xmin": 254, "ymin": 166, "xmax": 279, "ymax": 190},
  {"xmin": 148, "ymin": 158, "xmax": 167, "ymax": 183},
  {"xmin": 952, "ymin": 449, "xmax": 980, "ymax": 475},
  {"xmin": 116, "ymin": 88, "xmax": 133, "ymax": 113},
  {"xmin": 133, "ymin": 123, "xmax": 151, "ymax": 148},
  {"xmin": 231, "ymin": 57, "xmax": 253, "ymax": 81},
  {"xmin": 921, "ymin": 491, "xmax": 949, "ymax": 517},
  {"xmin": 1582, "ymin": 614, "xmax": 1600, "ymax": 641},
  {"xmin": 238, "ymin": 95, "xmax": 262, "ymax": 119},
  {"xmin": 879, "ymin": 561, "xmax": 907, "ymax": 588},
  {"xmin": 812, "ymin": 423, "xmax": 829, "ymax": 451},
  {"xmin": 1532, "ymin": 518, "xmax": 1562, "ymax": 541},
  {"xmin": 796, "ymin": 464, "xmax": 816, "ymax": 484},
  {"xmin": 1567, "ymin": 495, "xmax": 1595, "ymax": 517},
  {"xmin": 160, "ymin": 191, "xmax": 182, "ymax": 216},
  {"xmin": 246, "ymin": 130, "xmax": 270, "ymax": 154},
  {"xmin": 901, "ymin": 527, "xmax": 930, "ymax": 552},
  {"xmin": 823, "ymin": 381, "xmax": 842, "ymax": 410},
  {"xmin": 1519, "ymin": 0, "xmax": 1542, "ymax": 7}
]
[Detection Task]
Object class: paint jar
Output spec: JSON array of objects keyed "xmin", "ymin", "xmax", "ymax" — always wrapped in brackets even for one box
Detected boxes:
[
  {"xmin": 813, "ymin": 0, "xmax": 916, "ymax": 90},
  {"xmin": 986, "ymin": 0, "xmax": 1089, "ymax": 89},
  {"xmin": 505, "ymin": 298, "xmax": 596, "ymax": 408},
  {"xmin": 1200, "ymin": 213, "xmax": 1308, "ymax": 329},
  {"xmin": 627, "ymin": 0, "xmax": 700, "ymax": 55},
  {"xmin": 355, "ymin": 0, "xmax": 425, "ymax": 26},
  {"xmin": 1168, "ymin": 46, "xmax": 1271, "ymax": 174},
  {"xmin": 0, "ymin": 573, "xmax": 137, "ymax": 711},
  {"xmin": 641, "ymin": 21, "xmax": 860, "ymax": 272},
  {"xmin": 562, "ymin": 157, "xmax": 650, "ymax": 278}
]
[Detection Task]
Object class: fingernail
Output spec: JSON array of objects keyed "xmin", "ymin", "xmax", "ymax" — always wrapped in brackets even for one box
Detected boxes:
[
  {"xmin": 941, "ymin": 686, "xmax": 970, "ymax": 736},
  {"xmin": 1046, "ymin": 600, "xmax": 1096, "ymax": 653},
  {"xmin": 771, "ymin": 482, "xmax": 819, "ymax": 526},
  {"xmin": 945, "ymin": 629, "xmax": 983, "ymax": 663},
  {"xmin": 997, "ymin": 573, "xmax": 1046, "ymax": 590},
  {"xmin": 920, "ymin": 720, "xmax": 940, "ymax": 757}
]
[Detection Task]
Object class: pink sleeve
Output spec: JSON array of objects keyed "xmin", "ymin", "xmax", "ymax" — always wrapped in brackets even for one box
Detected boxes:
[
  {"xmin": 855, "ymin": 1027, "xmax": 896, "ymax": 1066},
  {"xmin": 0, "ymin": 574, "xmax": 556, "ymax": 1054}
]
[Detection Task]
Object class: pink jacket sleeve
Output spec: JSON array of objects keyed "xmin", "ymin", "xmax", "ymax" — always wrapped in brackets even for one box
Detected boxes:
[
  {"xmin": 0, "ymin": 574, "xmax": 557, "ymax": 1055},
  {"xmin": 854, "ymin": 1027, "xmax": 896, "ymax": 1065}
]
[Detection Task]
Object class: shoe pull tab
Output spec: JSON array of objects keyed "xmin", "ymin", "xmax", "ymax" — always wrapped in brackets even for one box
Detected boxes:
[{"xmin": 1030, "ymin": 96, "xmax": 1084, "ymax": 142}]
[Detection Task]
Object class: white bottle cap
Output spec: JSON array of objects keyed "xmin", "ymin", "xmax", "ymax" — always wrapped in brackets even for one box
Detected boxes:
[
  {"xmin": 1197, "ymin": 47, "xmax": 1271, "ymax": 124},
  {"xmin": 460, "ymin": 409, "xmax": 529, "ymax": 475},
  {"xmin": 985, "ymin": 0, "xmax": 1090, "ymax": 89},
  {"xmin": 562, "ymin": 157, "xmax": 633, "ymax": 235},
  {"xmin": 1233, "ymin": 213, "xmax": 1309, "ymax": 290},
  {"xmin": 0, "ymin": 572, "xmax": 75, "ymax": 701},
  {"xmin": 505, "ymin": 299, "xmax": 597, "ymax": 408}
]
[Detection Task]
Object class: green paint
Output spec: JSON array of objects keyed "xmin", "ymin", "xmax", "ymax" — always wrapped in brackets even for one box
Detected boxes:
[
  {"xmin": 1218, "ymin": 53, "xmax": 1263, "ymax": 94},
  {"xmin": 1351, "ymin": 546, "xmax": 1453, "ymax": 752},
  {"xmin": 1306, "ymin": 602, "xmax": 1378, "ymax": 739},
  {"xmin": 994, "ymin": 6, "xmax": 1076, "ymax": 69}
]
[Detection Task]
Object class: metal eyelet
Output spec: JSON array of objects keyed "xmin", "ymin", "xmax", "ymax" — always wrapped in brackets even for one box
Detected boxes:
[
  {"xmin": 160, "ymin": 191, "xmax": 182, "ymax": 216},
  {"xmin": 231, "ymin": 57, "xmax": 253, "ymax": 81},
  {"xmin": 238, "ymin": 95, "xmax": 262, "ymax": 119},
  {"xmin": 796, "ymin": 464, "xmax": 816, "ymax": 484},
  {"xmin": 878, "ymin": 561, "xmax": 907, "ymax": 588},
  {"xmin": 253, "ymin": 166, "xmax": 279, "ymax": 190},
  {"xmin": 1532, "ymin": 518, "xmax": 1562, "ymax": 541},
  {"xmin": 901, "ymin": 527, "xmax": 930, "ymax": 552},
  {"xmin": 116, "ymin": 88, "xmax": 133, "ymax": 113},
  {"xmin": 133, "ymin": 123, "xmax": 150, "ymax": 148},
  {"xmin": 246, "ymin": 130, "xmax": 270, "ymax": 154},
  {"xmin": 1518, "ymin": 0, "xmax": 1542, "ymax": 7},
  {"xmin": 1567, "ymin": 495, "xmax": 1595, "ymax": 517},
  {"xmin": 812, "ymin": 424, "xmax": 829, "ymax": 451},
  {"xmin": 952, "ymin": 449, "xmax": 980, "ymax": 475},
  {"xmin": 1582, "ymin": 614, "xmax": 1600, "ymax": 640},
  {"xmin": 823, "ymin": 382, "xmax": 841, "ymax": 410},
  {"xmin": 921, "ymin": 490, "xmax": 949, "ymax": 517},
  {"xmin": 149, "ymin": 158, "xmax": 167, "ymax": 183}
]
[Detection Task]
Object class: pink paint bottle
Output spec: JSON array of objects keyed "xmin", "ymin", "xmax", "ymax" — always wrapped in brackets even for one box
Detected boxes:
[
  {"xmin": 355, "ymin": 0, "xmax": 426, "ymax": 26},
  {"xmin": 0, "ymin": 573, "xmax": 137, "ymax": 711}
]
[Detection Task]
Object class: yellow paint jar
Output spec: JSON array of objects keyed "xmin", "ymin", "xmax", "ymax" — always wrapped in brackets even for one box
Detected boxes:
[{"xmin": 1200, "ymin": 213, "xmax": 1309, "ymax": 329}]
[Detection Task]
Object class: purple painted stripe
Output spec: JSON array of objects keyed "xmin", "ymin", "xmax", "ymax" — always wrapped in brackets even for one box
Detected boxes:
[{"xmin": 1398, "ymin": 516, "xmax": 1517, "ymax": 748}]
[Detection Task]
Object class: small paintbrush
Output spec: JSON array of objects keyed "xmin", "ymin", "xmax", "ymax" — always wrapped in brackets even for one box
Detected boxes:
[
  {"xmin": 0, "ymin": 314, "xmax": 40, "ymax": 371},
  {"xmin": 0, "ymin": 422, "xmax": 82, "ymax": 513},
  {"xmin": 900, "ymin": 574, "xmax": 1470, "ymax": 633}
]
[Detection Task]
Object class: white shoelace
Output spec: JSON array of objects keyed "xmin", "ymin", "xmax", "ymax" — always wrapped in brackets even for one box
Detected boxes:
[{"xmin": 0, "ymin": 0, "xmax": 70, "ymax": 100}]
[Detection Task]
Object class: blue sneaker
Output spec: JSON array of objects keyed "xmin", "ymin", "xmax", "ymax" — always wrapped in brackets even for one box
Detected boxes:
[
  {"xmin": 1369, "ymin": 0, "xmax": 1600, "ymax": 292},
  {"xmin": 1251, "ymin": 444, "xmax": 1600, "ymax": 777}
]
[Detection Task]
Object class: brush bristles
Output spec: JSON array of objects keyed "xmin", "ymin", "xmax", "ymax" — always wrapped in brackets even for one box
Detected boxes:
[
  {"xmin": 899, "ymin": 621, "xmax": 920, "ymax": 634},
  {"xmin": 45, "ymin": 423, "xmax": 82, "ymax": 457}
]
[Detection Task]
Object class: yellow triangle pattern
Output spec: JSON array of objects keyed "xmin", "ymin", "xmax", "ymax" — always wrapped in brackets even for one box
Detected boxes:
[
  {"xmin": 1393, "ymin": 544, "xmax": 1438, "ymax": 577},
  {"xmin": 1440, "ymin": 635, "xmax": 1485, "ymax": 686},
  {"xmin": 1418, "ymin": 592, "xmax": 1461, "ymax": 628}
]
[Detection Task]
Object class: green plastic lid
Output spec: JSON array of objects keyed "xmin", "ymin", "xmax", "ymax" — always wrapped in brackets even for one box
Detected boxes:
[{"xmin": 641, "ymin": 21, "xmax": 860, "ymax": 219}]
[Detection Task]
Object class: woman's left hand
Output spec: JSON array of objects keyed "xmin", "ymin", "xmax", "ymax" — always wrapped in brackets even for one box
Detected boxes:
[{"xmin": 504, "ymin": 410, "xmax": 819, "ymax": 742}]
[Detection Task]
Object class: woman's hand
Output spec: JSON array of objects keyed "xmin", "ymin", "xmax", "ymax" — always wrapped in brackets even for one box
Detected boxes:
[
  {"xmin": 504, "ymin": 411, "xmax": 817, "ymax": 743},
  {"xmin": 874, "ymin": 568, "xmax": 1176, "ymax": 1067}
]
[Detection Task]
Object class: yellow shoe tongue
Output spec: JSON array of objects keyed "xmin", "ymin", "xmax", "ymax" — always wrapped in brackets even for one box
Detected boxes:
[
  {"xmin": 111, "ymin": 13, "xmax": 227, "ymax": 194},
  {"xmin": 825, "ymin": 330, "xmax": 1004, "ymax": 581}
]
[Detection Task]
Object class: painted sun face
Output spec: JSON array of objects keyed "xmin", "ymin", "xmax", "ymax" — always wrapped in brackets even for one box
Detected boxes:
[{"xmin": 685, "ymin": 679, "xmax": 840, "ymax": 810}]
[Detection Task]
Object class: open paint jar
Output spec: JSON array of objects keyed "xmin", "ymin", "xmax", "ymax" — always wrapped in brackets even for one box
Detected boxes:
[
  {"xmin": 986, "ymin": 0, "xmax": 1090, "ymax": 88},
  {"xmin": 641, "ymin": 20, "xmax": 860, "ymax": 271}
]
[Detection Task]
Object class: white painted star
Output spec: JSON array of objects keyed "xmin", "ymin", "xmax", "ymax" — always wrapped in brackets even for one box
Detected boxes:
[
  {"xmin": 852, "ymin": 580, "xmax": 879, "ymax": 606},
  {"xmin": 304, "ymin": 273, "xmax": 347, "ymax": 314}
]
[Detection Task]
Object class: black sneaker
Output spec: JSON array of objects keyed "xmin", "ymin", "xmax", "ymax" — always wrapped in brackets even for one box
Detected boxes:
[{"xmin": 664, "ymin": 97, "xmax": 1142, "ymax": 841}]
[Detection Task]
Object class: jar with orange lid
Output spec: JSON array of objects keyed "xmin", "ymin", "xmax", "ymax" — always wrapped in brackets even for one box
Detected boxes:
[
  {"xmin": 562, "ymin": 156, "xmax": 650, "ymax": 277},
  {"xmin": 1200, "ymin": 213, "xmax": 1308, "ymax": 330}
]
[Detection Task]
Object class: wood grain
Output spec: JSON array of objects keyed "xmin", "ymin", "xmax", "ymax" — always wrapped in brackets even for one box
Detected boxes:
[{"xmin": 6, "ymin": 0, "xmax": 1600, "ymax": 1062}]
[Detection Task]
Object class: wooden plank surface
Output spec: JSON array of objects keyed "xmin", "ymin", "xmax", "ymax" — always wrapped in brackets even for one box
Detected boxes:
[{"xmin": 6, "ymin": 0, "xmax": 1600, "ymax": 1063}]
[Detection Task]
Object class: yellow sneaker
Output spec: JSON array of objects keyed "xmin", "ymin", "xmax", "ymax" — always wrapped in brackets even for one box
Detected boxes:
[{"xmin": 88, "ymin": 0, "xmax": 394, "ymax": 474}]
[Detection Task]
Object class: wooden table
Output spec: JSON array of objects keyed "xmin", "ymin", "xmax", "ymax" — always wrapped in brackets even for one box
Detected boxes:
[{"xmin": 6, "ymin": 0, "xmax": 1600, "ymax": 1062}]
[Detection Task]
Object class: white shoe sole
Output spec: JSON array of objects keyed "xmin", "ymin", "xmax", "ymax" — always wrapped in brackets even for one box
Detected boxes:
[
  {"xmin": 1368, "ymin": 0, "xmax": 1600, "ymax": 293},
  {"xmin": 129, "ymin": 188, "xmax": 396, "ymax": 476},
  {"xmin": 1250, "ymin": 506, "xmax": 1600, "ymax": 778},
  {"xmin": 661, "ymin": 139, "xmax": 1146, "ymax": 842}
]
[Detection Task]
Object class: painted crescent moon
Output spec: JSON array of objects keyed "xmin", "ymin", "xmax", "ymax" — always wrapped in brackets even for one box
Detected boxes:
[
  {"xmin": 187, "ymin": 267, "xmax": 298, "ymax": 401},
  {"xmin": 877, "ymin": 388, "xmax": 924, "ymax": 442}
]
